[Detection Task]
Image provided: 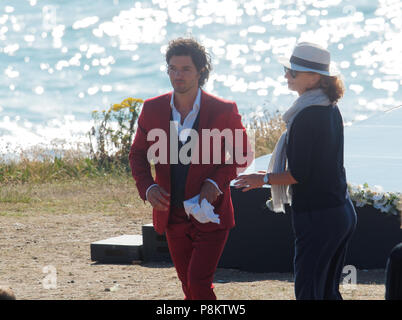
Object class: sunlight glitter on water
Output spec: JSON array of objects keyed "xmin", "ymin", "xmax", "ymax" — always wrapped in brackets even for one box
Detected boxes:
[
  {"xmin": 0, "ymin": 0, "xmax": 401, "ymax": 152},
  {"xmin": 95, "ymin": 5, "xmax": 168, "ymax": 45}
]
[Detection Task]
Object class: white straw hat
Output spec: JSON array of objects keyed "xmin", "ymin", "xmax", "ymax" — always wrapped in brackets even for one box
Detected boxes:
[{"xmin": 278, "ymin": 42, "xmax": 339, "ymax": 76}]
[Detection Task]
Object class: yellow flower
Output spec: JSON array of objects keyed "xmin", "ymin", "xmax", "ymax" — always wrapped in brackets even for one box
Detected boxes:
[
  {"xmin": 121, "ymin": 97, "xmax": 144, "ymax": 107},
  {"xmin": 112, "ymin": 104, "xmax": 122, "ymax": 112},
  {"xmin": 125, "ymin": 97, "xmax": 134, "ymax": 104},
  {"xmin": 104, "ymin": 98, "xmax": 143, "ymax": 114}
]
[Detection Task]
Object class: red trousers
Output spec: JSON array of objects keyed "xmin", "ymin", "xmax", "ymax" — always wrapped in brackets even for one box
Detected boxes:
[{"xmin": 165, "ymin": 207, "xmax": 229, "ymax": 300}]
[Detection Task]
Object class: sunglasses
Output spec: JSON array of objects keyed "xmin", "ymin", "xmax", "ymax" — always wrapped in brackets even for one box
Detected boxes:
[{"xmin": 284, "ymin": 67, "xmax": 298, "ymax": 79}]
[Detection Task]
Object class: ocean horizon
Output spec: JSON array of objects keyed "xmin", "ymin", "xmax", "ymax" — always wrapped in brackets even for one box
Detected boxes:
[{"xmin": 1, "ymin": 0, "xmax": 401, "ymax": 154}]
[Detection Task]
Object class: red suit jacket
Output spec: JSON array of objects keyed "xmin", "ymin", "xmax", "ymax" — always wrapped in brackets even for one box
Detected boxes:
[{"xmin": 129, "ymin": 90, "xmax": 252, "ymax": 234}]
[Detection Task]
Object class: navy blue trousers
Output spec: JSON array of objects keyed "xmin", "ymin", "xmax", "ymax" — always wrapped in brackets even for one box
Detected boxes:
[{"xmin": 291, "ymin": 196, "xmax": 357, "ymax": 300}]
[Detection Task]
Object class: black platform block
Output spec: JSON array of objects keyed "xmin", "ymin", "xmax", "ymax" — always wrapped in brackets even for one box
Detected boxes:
[
  {"xmin": 90, "ymin": 235, "xmax": 143, "ymax": 263},
  {"xmin": 90, "ymin": 189, "xmax": 401, "ymax": 273},
  {"xmin": 141, "ymin": 223, "xmax": 171, "ymax": 262},
  {"xmin": 219, "ymin": 187, "xmax": 402, "ymax": 272},
  {"xmin": 347, "ymin": 206, "xmax": 402, "ymax": 270},
  {"xmin": 219, "ymin": 187, "xmax": 294, "ymax": 272}
]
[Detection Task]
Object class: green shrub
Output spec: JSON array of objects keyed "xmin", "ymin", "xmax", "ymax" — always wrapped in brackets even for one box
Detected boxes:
[
  {"xmin": 0, "ymin": 101, "xmax": 286, "ymax": 185},
  {"xmin": 88, "ymin": 97, "xmax": 143, "ymax": 172}
]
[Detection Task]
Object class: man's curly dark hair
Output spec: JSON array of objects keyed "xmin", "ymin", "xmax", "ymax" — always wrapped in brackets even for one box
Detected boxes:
[{"xmin": 165, "ymin": 38, "xmax": 212, "ymax": 87}]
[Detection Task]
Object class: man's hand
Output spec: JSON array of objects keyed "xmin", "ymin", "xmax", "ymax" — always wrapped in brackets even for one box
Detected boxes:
[
  {"xmin": 147, "ymin": 185, "xmax": 170, "ymax": 211},
  {"xmin": 199, "ymin": 180, "xmax": 221, "ymax": 205}
]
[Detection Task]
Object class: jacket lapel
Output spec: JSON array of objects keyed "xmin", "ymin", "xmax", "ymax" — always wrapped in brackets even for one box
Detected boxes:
[
  {"xmin": 159, "ymin": 92, "xmax": 172, "ymax": 193},
  {"xmin": 185, "ymin": 90, "xmax": 211, "ymax": 196},
  {"xmin": 197, "ymin": 90, "xmax": 211, "ymax": 135},
  {"xmin": 159, "ymin": 92, "xmax": 172, "ymax": 137}
]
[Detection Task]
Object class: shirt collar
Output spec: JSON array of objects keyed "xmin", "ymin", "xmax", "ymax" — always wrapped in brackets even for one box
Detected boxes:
[{"xmin": 170, "ymin": 88, "xmax": 201, "ymax": 113}]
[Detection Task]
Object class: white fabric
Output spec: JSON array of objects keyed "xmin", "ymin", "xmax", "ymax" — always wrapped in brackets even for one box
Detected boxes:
[
  {"xmin": 183, "ymin": 194, "xmax": 220, "ymax": 224},
  {"xmin": 170, "ymin": 88, "xmax": 201, "ymax": 143},
  {"xmin": 267, "ymin": 88, "xmax": 331, "ymax": 213}
]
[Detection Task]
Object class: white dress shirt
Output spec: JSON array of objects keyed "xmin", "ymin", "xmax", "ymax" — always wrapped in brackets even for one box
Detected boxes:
[
  {"xmin": 171, "ymin": 87, "xmax": 201, "ymax": 143},
  {"xmin": 146, "ymin": 89, "xmax": 222, "ymax": 200}
]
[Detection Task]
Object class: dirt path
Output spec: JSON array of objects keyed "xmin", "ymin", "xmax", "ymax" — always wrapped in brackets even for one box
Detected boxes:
[{"xmin": 0, "ymin": 212, "xmax": 386, "ymax": 300}]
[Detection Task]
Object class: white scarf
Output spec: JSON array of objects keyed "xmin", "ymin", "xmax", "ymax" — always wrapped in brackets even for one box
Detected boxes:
[{"xmin": 267, "ymin": 88, "xmax": 331, "ymax": 213}]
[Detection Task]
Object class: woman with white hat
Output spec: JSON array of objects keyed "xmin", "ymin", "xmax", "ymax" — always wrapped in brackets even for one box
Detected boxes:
[{"xmin": 234, "ymin": 42, "xmax": 357, "ymax": 300}]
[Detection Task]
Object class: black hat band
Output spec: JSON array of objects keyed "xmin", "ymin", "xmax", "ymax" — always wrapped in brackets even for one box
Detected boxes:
[{"xmin": 290, "ymin": 55, "xmax": 329, "ymax": 71}]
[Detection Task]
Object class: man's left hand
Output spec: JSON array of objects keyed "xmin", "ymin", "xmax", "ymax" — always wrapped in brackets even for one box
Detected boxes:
[{"xmin": 199, "ymin": 180, "xmax": 221, "ymax": 204}]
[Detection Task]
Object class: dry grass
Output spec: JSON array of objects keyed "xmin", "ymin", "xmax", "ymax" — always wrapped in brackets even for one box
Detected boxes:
[
  {"xmin": 246, "ymin": 111, "xmax": 286, "ymax": 158},
  {"xmin": 0, "ymin": 175, "xmax": 148, "ymax": 217},
  {"xmin": 0, "ymin": 176, "xmax": 386, "ymax": 300}
]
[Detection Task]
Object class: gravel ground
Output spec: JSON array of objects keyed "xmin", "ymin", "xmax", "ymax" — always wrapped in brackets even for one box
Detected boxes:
[{"xmin": 0, "ymin": 212, "xmax": 386, "ymax": 300}]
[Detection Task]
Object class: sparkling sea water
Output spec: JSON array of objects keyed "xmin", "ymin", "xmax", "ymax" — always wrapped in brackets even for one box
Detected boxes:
[{"xmin": 1, "ymin": 0, "xmax": 401, "ymax": 155}]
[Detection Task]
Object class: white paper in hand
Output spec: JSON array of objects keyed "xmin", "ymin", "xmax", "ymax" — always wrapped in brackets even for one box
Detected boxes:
[{"xmin": 183, "ymin": 195, "xmax": 220, "ymax": 224}]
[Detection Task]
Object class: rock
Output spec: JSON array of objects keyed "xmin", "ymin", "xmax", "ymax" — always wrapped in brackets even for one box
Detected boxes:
[{"xmin": 105, "ymin": 284, "xmax": 119, "ymax": 292}]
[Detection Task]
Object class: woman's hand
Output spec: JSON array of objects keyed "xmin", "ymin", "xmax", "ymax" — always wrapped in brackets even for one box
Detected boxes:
[{"xmin": 233, "ymin": 171, "xmax": 266, "ymax": 192}]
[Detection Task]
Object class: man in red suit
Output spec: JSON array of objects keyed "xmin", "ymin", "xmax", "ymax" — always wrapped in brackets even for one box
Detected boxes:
[{"xmin": 129, "ymin": 38, "xmax": 252, "ymax": 300}]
